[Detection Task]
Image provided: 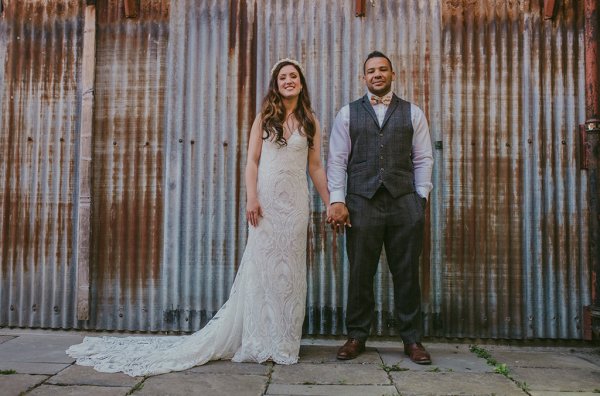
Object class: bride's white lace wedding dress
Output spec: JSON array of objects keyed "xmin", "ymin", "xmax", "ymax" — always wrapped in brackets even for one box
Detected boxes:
[{"xmin": 67, "ymin": 132, "xmax": 310, "ymax": 376}]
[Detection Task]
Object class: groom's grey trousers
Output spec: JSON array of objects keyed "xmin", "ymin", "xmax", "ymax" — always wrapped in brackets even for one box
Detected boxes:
[{"xmin": 345, "ymin": 188, "xmax": 425, "ymax": 345}]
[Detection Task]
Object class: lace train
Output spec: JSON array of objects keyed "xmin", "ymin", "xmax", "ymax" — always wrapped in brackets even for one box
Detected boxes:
[{"xmin": 67, "ymin": 132, "xmax": 310, "ymax": 376}]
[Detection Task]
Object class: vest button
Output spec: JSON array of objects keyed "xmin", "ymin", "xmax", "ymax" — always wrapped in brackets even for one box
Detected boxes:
[
  {"xmin": 380, "ymin": 144, "xmax": 384, "ymax": 148},
  {"xmin": 380, "ymin": 155, "xmax": 383, "ymax": 160}
]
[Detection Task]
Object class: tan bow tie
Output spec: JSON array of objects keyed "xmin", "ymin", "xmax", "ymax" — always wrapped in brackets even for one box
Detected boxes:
[{"xmin": 370, "ymin": 95, "xmax": 392, "ymax": 106}]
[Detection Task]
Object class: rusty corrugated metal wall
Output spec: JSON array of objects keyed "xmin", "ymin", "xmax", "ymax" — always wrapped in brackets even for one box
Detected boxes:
[
  {"xmin": 440, "ymin": 0, "xmax": 589, "ymax": 338},
  {"xmin": 0, "ymin": 0, "xmax": 591, "ymax": 339},
  {"xmin": 0, "ymin": 0, "xmax": 82, "ymax": 328},
  {"xmin": 87, "ymin": 0, "xmax": 169, "ymax": 330},
  {"xmin": 156, "ymin": 0, "xmax": 254, "ymax": 331}
]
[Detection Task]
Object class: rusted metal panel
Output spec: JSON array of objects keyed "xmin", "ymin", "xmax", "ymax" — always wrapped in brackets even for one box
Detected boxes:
[
  {"xmin": 356, "ymin": 0, "xmax": 367, "ymax": 17},
  {"xmin": 584, "ymin": 0, "xmax": 600, "ymax": 334},
  {"xmin": 96, "ymin": 0, "xmax": 168, "ymax": 22},
  {"xmin": 0, "ymin": 0, "xmax": 83, "ymax": 328},
  {"xmin": 440, "ymin": 0, "xmax": 589, "ymax": 338},
  {"xmin": 123, "ymin": 0, "xmax": 139, "ymax": 18},
  {"xmin": 85, "ymin": 0, "xmax": 169, "ymax": 331},
  {"xmin": 544, "ymin": 0, "xmax": 557, "ymax": 19},
  {"xmin": 585, "ymin": 0, "xmax": 600, "ymax": 120},
  {"xmin": 158, "ymin": 0, "xmax": 256, "ymax": 332}
]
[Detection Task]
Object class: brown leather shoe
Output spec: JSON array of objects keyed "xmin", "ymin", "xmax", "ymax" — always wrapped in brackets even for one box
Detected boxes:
[
  {"xmin": 336, "ymin": 338, "xmax": 365, "ymax": 360},
  {"xmin": 404, "ymin": 342, "xmax": 432, "ymax": 365}
]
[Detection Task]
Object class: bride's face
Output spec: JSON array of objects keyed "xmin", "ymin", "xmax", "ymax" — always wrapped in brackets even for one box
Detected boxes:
[{"xmin": 277, "ymin": 65, "xmax": 302, "ymax": 99}]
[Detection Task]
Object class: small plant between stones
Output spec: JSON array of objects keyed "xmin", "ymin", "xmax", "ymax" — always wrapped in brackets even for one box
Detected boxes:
[
  {"xmin": 470, "ymin": 345, "xmax": 502, "ymax": 370},
  {"xmin": 0, "ymin": 369, "xmax": 16, "ymax": 375},
  {"xmin": 126, "ymin": 381, "xmax": 144, "ymax": 395},
  {"xmin": 469, "ymin": 345, "xmax": 529, "ymax": 393}
]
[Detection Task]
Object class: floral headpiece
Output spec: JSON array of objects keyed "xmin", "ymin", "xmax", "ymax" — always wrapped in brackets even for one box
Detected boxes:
[{"xmin": 270, "ymin": 58, "xmax": 305, "ymax": 76}]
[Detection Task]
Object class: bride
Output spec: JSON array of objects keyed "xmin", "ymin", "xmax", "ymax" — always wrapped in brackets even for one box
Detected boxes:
[{"xmin": 67, "ymin": 59, "xmax": 330, "ymax": 376}]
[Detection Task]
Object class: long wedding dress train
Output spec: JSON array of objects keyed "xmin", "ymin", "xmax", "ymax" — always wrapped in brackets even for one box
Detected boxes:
[{"xmin": 67, "ymin": 133, "xmax": 310, "ymax": 376}]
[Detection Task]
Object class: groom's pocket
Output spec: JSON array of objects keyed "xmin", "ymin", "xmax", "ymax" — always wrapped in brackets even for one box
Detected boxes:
[{"xmin": 348, "ymin": 161, "xmax": 368, "ymax": 174}]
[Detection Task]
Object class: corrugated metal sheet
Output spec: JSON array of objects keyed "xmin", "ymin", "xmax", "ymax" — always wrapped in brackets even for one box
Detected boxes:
[
  {"xmin": 88, "ymin": 0, "xmax": 254, "ymax": 332},
  {"xmin": 87, "ymin": 0, "xmax": 169, "ymax": 331},
  {"xmin": 0, "ymin": 0, "xmax": 591, "ymax": 339},
  {"xmin": 440, "ymin": 0, "xmax": 589, "ymax": 338},
  {"xmin": 158, "ymin": 0, "xmax": 256, "ymax": 332},
  {"xmin": 0, "ymin": 0, "xmax": 83, "ymax": 328}
]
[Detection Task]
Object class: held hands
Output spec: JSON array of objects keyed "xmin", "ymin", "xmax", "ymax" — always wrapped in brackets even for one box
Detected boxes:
[
  {"xmin": 246, "ymin": 197, "xmax": 263, "ymax": 227},
  {"xmin": 326, "ymin": 202, "xmax": 351, "ymax": 234}
]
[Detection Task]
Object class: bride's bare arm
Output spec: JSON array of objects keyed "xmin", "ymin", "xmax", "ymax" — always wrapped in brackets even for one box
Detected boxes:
[
  {"xmin": 308, "ymin": 119, "xmax": 330, "ymax": 208},
  {"xmin": 245, "ymin": 116, "xmax": 263, "ymax": 227}
]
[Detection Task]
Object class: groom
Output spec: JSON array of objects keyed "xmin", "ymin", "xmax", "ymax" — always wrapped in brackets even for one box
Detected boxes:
[{"xmin": 327, "ymin": 51, "xmax": 434, "ymax": 364}]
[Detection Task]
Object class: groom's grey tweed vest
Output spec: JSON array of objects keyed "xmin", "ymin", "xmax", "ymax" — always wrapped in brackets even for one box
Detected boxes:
[{"xmin": 347, "ymin": 94, "xmax": 415, "ymax": 199}]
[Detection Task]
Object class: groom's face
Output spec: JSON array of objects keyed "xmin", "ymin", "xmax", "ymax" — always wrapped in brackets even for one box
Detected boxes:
[{"xmin": 364, "ymin": 57, "xmax": 395, "ymax": 96}]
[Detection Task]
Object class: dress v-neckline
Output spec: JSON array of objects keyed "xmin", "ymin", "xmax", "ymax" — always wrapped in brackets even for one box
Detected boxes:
[{"xmin": 284, "ymin": 129, "xmax": 299, "ymax": 141}]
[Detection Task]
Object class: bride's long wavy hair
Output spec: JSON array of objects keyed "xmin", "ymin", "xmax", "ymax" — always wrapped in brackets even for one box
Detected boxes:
[{"xmin": 260, "ymin": 61, "xmax": 316, "ymax": 148}]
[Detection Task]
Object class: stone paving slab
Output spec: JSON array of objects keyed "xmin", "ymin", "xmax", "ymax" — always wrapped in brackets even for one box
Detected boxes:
[
  {"xmin": 298, "ymin": 345, "xmax": 382, "ymax": 364},
  {"xmin": 0, "ymin": 361, "xmax": 70, "ymax": 375},
  {"xmin": 390, "ymin": 372, "xmax": 525, "ymax": 395},
  {"xmin": 0, "ymin": 335, "xmax": 83, "ymax": 364},
  {"xmin": 508, "ymin": 367, "xmax": 600, "ymax": 392},
  {"xmin": 47, "ymin": 364, "xmax": 141, "ymax": 387},
  {"xmin": 491, "ymin": 350, "xmax": 600, "ymax": 370},
  {"xmin": 137, "ymin": 372, "xmax": 267, "ymax": 396},
  {"xmin": 379, "ymin": 344, "xmax": 492, "ymax": 373},
  {"xmin": 266, "ymin": 384, "xmax": 399, "ymax": 395},
  {"xmin": 0, "ymin": 374, "xmax": 48, "ymax": 396},
  {"xmin": 529, "ymin": 392, "xmax": 600, "ymax": 396},
  {"xmin": 271, "ymin": 363, "xmax": 389, "ymax": 385},
  {"xmin": 187, "ymin": 360, "xmax": 272, "ymax": 376},
  {"xmin": 27, "ymin": 384, "xmax": 131, "ymax": 396},
  {"xmin": 575, "ymin": 350, "xmax": 600, "ymax": 368},
  {"xmin": 485, "ymin": 344, "xmax": 593, "ymax": 353},
  {"xmin": 0, "ymin": 335, "xmax": 15, "ymax": 344}
]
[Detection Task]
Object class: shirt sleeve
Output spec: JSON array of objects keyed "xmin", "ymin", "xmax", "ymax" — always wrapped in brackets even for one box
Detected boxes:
[
  {"xmin": 327, "ymin": 105, "xmax": 351, "ymax": 204},
  {"xmin": 411, "ymin": 104, "xmax": 434, "ymax": 199}
]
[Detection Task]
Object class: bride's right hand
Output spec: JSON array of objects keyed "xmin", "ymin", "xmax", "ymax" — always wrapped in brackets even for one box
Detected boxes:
[{"xmin": 246, "ymin": 197, "xmax": 263, "ymax": 227}]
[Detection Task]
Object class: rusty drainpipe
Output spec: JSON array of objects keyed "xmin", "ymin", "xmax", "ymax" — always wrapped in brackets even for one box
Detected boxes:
[{"xmin": 584, "ymin": 0, "xmax": 600, "ymax": 339}]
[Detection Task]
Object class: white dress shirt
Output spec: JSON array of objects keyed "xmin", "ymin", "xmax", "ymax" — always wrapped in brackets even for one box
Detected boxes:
[{"xmin": 327, "ymin": 91, "xmax": 434, "ymax": 204}]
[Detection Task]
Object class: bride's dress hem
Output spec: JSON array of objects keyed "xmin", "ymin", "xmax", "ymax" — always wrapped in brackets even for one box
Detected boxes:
[{"xmin": 66, "ymin": 133, "xmax": 309, "ymax": 378}]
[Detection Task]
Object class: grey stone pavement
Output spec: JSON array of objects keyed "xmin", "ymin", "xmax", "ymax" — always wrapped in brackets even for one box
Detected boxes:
[{"xmin": 0, "ymin": 329, "xmax": 599, "ymax": 396}]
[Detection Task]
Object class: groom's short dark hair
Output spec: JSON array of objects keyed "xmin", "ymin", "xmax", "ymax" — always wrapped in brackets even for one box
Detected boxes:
[{"xmin": 363, "ymin": 51, "xmax": 393, "ymax": 74}]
